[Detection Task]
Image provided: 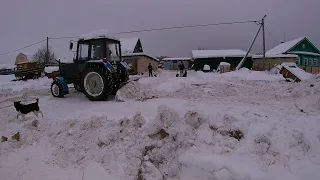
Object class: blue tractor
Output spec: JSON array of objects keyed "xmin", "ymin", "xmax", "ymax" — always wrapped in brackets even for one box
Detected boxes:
[{"xmin": 51, "ymin": 34, "xmax": 130, "ymax": 101}]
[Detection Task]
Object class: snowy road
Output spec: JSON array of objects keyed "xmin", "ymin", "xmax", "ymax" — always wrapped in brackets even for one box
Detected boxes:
[{"xmin": 0, "ymin": 70, "xmax": 320, "ymax": 180}]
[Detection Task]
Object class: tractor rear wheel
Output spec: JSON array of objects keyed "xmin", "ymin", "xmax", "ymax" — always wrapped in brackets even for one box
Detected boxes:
[
  {"xmin": 51, "ymin": 80, "xmax": 64, "ymax": 98},
  {"xmin": 82, "ymin": 67, "xmax": 112, "ymax": 101}
]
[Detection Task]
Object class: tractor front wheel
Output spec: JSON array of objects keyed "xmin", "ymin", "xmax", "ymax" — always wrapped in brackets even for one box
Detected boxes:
[
  {"xmin": 51, "ymin": 80, "xmax": 64, "ymax": 98},
  {"xmin": 82, "ymin": 67, "xmax": 111, "ymax": 101}
]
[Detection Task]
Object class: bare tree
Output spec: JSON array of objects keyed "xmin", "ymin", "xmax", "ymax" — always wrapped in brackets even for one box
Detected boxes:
[{"xmin": 33, "ymin": 45, "xmax": 57, "ymax": 65}]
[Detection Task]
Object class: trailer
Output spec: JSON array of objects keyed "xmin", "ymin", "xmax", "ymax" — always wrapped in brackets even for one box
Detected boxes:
[{"xmin": 14, "ymin": 62, "xmax": 44, "ymax": 80}]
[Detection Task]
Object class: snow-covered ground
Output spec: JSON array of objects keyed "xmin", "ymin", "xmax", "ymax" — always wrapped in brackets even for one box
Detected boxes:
[{"xmin": 0, "ymin": 69, "xmax": 320, "ymax": 180}]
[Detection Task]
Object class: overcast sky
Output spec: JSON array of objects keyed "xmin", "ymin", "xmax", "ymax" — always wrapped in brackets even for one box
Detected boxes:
[{"xmin": 0, "ymin": 0, "xmax": 319, "ymax": 64}]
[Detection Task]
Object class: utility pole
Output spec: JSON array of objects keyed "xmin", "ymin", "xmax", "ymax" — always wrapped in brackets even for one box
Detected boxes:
[
  {"xmin": 46, "ymin": 37, "xmax": 49, "ymax": 65},
  {"xmin": 284, "ymin": 32, "xmax": 286, "ymax": 42},
  {"xmin": 262, "ymin": 15, "xmax": 267, "ymax": 70},
  {"xmin": 235, "ymin": 25, "xmax": 262, "ymax": 70}
]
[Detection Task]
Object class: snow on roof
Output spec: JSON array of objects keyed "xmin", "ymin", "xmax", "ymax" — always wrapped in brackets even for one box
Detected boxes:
[
  {"xmin": 192, "ymin": 49, "xmax": 251, "ymax": 59},
  {"xmin": 252, "ymin": 54, "xmax": 299, "ymax": 59},
  {"xmin": 78, "ymin": 29, "xmax": 119, "ymax": 41},
  {"xmin": 266, "ymin": 37, "xmax": 305, "ymax": 55},
  {"xmin": 281, "ymin": 62, "xmax": 297, "ymax": 67},
  {"xmin": 119, "ymin": 37, "xmax": 139, "ymax": 54},
  {"xmin": 122, "ymin": 52, "xmax": 160, "ymax": 62},
  {"xmin": 219, "ymin": 62, "xmax": 231, "ymax": 66},
  {"xmin": 162, "ymin": 57, "xmax": 192, "ymax": 61},
  {"xmin": 24, "ymin": 53, "xmax": 37, "ymax": 62},
  {"xmin": 0, "ymin": 64, "xmax": 15, "ymax": 69}
]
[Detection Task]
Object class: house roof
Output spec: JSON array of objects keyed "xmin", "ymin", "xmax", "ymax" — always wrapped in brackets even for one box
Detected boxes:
[
  {"xmin": 162, "ymin": 57, "xmax": 192, "ymax": 61},
  {"xmin": 266, "ymin": 37, "xmax": 306, "ymax": 55},
  {"xmin": 122, "ymin": 52, "xmax": 160, "ymax": 62},
  {"xmin": 119, "ymin": 37, "xmax": 140, "ymax": 54},
  {"xmin": 192, "ymin": 49, "xmax": 251, "ymax": 59}
]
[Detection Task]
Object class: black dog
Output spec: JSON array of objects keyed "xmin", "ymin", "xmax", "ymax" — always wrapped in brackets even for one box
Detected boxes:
[{"xmin": 14, "ymin": 99, "xmax": 43, "ymax": 120}]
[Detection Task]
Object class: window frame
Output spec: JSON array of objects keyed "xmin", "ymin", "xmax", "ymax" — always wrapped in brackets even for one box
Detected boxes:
[
  {"xmin": 309, "ymin": 58, "xmax": 313, "ymax": 66},
  {"xmin": 303, "ymin": 58, "xmax": 308, "ymax": 66},
  {"xmin": 314, "ymin": 58, "xmax": 318, "ymax": 66},
  {"xmin": 77, "ymin": 43, "xmax": 90, "ymax": 61}
]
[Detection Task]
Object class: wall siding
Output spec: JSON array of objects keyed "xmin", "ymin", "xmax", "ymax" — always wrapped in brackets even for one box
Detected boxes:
[
  {"xmin": 194, "ymin": 57, "xmax": 252, "ymax": 71},
  {"xmin": 163, "ymin": 60, "xmax": 190, "ymax": 70},
  {"xmin": 297, "ymin": 55, "xmax": 319, "ymax": 67},
  {"xmin": 136, "ymin": 56, "xmax": 159, "ymax": 74},
  {"xmin": 289, "ymin": 39, "xmax": 320, "ymax": 54}
]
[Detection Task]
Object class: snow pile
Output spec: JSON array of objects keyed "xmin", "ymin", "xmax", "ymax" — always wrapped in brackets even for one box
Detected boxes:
[
  {"xmin": 45, "ymin": 66, "xmax": 59, "ymax": 73},
  {"xmin": 46, "ymin": 106, "xmax": 198, "ymax": 180},
  {"xmin": 224, "ymin": 68, "xmax": 285, "ymax": 81},
  {"xmin": 203, "ymin": 64, "xmax": 210, "ymax": 71},
  {"xmin": 0, "ymin": 76, "xmax": 52, "ymax": 96},
  {"xmin": 289, "ymin": 76, "xmax": 320, "ymax": 97},
  {"xmin": 270, "ymin": 65, "xmax": 281, "ymax": 74},
  {"xmin": 116, "ymin": 81, "xmax": 144, "ymax": 101}
]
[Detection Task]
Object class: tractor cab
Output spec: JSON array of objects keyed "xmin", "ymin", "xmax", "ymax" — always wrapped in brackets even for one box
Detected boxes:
[{"xmin": 70, "ymin": 37, "xmax": 121, "ymax": 67}]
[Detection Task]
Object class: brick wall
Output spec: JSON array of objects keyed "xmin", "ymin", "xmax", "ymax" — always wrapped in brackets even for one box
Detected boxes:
[{"xmin": 253, "ymin": 57, "xmax": 296, "ymax": 71}]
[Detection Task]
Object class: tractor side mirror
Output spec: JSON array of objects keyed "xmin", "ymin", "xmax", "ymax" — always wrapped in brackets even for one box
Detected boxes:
[{"xmin": 69, "ymin": 42, "xmax": 73, "ymax": 51}]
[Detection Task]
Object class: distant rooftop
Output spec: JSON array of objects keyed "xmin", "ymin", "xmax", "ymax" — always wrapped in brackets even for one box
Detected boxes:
[
  {"xmin": 192, "ymin": 49, "xmax": 251, "ymax": 59},
  {"xmin": 162, "ymin": 57, "xmax": 192, "ymax": 61},
  {"xmin": 119, "ymin": 37, "xmax": 140, "ymax": 54},
  {"xmin": 266, "ymin": 37, "xmax": 305, "ymax": 55}
]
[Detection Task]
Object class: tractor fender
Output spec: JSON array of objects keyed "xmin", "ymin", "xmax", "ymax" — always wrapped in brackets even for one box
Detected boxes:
[
  {"xmin": 84, "ymin": 60, "xmax": 115, "ymax": 73},
  {"xmin": 54, "ymin": 77, "xmax": 69, "ymax": 94}
]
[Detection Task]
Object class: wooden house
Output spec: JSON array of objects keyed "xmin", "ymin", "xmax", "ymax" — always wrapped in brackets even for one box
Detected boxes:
[{"xmin": 265, "ymin": 37, "xmax": 320, "ymax": 74}]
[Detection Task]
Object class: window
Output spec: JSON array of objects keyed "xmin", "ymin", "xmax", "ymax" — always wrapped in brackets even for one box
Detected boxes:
[
  {"xmin": 78, "ymin": 44, "xmax": 89, "ymax": 60},
  {"xmin": 90, "ymin": 41, "xmax": 104, "ymax": 60},
  {"xmin": 295, "ymin": 57, "xmax": 300, "ymax": 66},
  {"xmin": 303, "ymin": 58, "xmax": 308, "ymax": 66},
  {"xmin": 302, "ymin": 44, "xmax": 306, "ymax": 49},
  {"xmin": 107, "ymin": 42, "xmax": 120, "ymax": 61},
  {"xmin": 309, "ymin": 58, "xmax": 313, "ymax": 66},
  {"xmin": 314, "ymin": 59, "xmax": 318, "ymax": 66}
]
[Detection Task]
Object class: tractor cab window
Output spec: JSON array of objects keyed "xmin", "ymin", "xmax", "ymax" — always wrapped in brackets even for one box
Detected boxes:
[
  {"xmin": 106, "ymin": 42, "xmax": 120, "ymax": 62},
  {"xmin": 78, "ymin": 43, "xmax": 89, "ymax": 60},
  {"xmin": 90, "ymin": 40, "xmax": 104, "ymax": 60}
]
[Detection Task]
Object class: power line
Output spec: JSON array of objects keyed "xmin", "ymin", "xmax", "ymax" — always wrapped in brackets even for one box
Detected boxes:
[
  {"xmin": 118, "ymin": 20, "xmax": 259, "ymax": 34},
  {"xmin": 0, "ymin": 39, "xmax": 46, "ymax": 56},
  {"xmin": 0, "ymin": 19, "xmax": 259, "ymax": 56},
  {"xmin": 265, "ymin": 26, "xmax": 278, "ymax": 46},
  {"xmin": 49, "ymin": 36, "xmax": 78, "ymax": 40}
]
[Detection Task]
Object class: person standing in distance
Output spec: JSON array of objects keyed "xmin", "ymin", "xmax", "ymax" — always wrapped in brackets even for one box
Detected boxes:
[
  {"xmin": 178, "ymin": 62, "xmax": 185, "ymax": 77},
  {"xmin": 148, "ymin": 63, "xmax": 153, "ymax": 77}
]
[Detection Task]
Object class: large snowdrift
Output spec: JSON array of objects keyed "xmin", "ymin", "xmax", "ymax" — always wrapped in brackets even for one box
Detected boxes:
[{"xmin": 0, "ymin": 69, "xmax": 320, "ymax": 180}]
